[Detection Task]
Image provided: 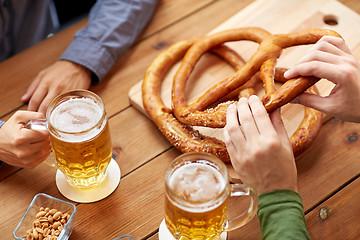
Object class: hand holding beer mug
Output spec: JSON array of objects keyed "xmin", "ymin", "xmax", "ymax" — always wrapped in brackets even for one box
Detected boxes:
[
  {"xmin": 162, "ymin": 152, "xmax": 258, "ymax": 240},
  {"xmin": 26, "ymin": 90, "xmax": 121, "ymax": 203}
]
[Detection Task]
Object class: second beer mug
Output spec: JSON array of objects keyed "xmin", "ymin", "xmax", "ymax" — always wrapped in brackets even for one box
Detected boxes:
[
  {"xmin": 165, "ymin": 152, "xmax": 258, "ymax": 240},
  {"xmin": 28, "ymin": 90, "xmax": 112, "ymax": 188}
]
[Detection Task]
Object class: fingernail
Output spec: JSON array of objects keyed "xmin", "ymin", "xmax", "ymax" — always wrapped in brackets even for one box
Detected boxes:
[
  {"xmin": 283, "ymin": 70, "xmax": 290, "ymax": 78},
  {"xmin": 21, "ymin": 95, "xmax": 27, "ymax": 102},
  {"xmin": 228, "ymin": 103, "xmax": 236, "ymax": 110},
  {"xmin": 249, "ymin": 95, "xmax": 259, "ymax": 100}
]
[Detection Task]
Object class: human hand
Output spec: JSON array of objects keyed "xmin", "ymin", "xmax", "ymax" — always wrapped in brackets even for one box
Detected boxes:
[
  {"xmin": 284, "ymin": 36, "xmax": 360, "ymax": 123},
  {"xmin": 22, "ymin": 60, "xmax": 92, "ymax": 115},
  {"xmin": 223, "ymin": 95, "xmax": 298, "ymax": 195},
  {"xmin": 0, "ymin": 111, "xmax": 51, "ymax": 168}
]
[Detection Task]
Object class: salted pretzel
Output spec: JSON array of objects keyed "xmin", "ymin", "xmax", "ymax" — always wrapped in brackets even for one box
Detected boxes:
[
  {"xmin": 142, "ymin": 38, "xmax": 244, "ymax": 162},
  {"xmin": 142, "ymin": 27, "xmax": 341, "ymax": 162},
  {"xmin": 172, "ymin": 27, "xmax": 341, "ymax": 127}
]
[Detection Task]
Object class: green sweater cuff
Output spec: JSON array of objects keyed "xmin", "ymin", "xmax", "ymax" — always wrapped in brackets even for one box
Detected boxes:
[{"xmin": 257, "ymin": 189, "xmax": 310, "ymax": 240}]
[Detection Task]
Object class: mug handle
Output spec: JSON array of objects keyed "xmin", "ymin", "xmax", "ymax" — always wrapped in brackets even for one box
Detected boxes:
[
  {"xmin": 25, "ymin": 119, "xmax": 56, "ymax": 168},
  {"xmin": 225, "ymin": 183, "xmax": 258, "ymax": 231}
]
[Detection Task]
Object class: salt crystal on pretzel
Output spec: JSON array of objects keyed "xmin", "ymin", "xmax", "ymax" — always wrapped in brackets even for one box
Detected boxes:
[{"xmin": 142, "ymin": 27, "xmax": 342, "ymax": 162}]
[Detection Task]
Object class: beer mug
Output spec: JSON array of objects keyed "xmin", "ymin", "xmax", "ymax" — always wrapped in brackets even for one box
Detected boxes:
[
  {"xmin": 27, "ymin": 90, "xmax": 112, "ymax": 188},
  {"xmin": 165, "ymin": 152, "xmax": 258, "ymax": 240}
]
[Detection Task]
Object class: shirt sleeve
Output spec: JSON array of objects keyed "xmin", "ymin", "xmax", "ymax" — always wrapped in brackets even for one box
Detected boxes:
[
  {"xmin": 257, "ymin": 189, "xmax": 311, "ymax": 240},
  {"xmin": 0, "ymin": 120, "xmax": 5, "ymax": 128},
  {"xmin": 60, "ymin": 0, "xmax": 158, "ymax": 83}
]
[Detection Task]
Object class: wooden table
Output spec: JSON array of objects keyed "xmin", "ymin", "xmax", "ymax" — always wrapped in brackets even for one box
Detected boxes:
[{"xmin": 1, "ymin": 0, "xmax": 360, "ymax": 239}]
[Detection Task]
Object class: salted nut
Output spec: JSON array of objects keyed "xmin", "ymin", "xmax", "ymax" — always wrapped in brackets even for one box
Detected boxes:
[{"xmin": 23, "ymin": 207, "xmax": 71, "ymax": 240}]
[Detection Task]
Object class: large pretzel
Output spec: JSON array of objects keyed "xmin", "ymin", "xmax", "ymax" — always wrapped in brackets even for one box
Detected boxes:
[
  {"xmin": 172, "ymin": 27, "xmax": 341, "ymax": 127},
  {"xmin": 142, "ymin": 27, "xmax": 341, "ymax": 162},
  {"xmin": 142, "ymin": 38, "xmax": 242, "ymax": 162}
]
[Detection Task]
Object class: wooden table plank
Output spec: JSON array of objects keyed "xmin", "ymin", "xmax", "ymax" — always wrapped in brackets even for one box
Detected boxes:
[
  {"xmin": 110, "ymin": 107, "xmax": 171, "ymax": 176},
  {"xmin": 306, "ymin": 177, "xmax": 360, "ymax": 239},
  {"xmin": 340, "ymin": 0, "xmax": 360, "ymax": 14},
  {"xmin": 139, "ymin": 0, "xmax": 216, "ymax": 39},
  {"xmin": 1, "ymin": 1, "xmax": 360, "ymax": 240},
  {"xmin": 296, "ymin": 119, "xmax": 360, "ymax": 210},
  {"xmin": 0, "ymin": 164, "xmax": 62, "ymax": 238}
]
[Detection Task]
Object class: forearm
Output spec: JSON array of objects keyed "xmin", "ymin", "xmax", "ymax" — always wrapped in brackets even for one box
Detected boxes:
[
  {"xmin": 60, "ymin": 0, "xmax": 158, "ymax": 82},
  {"xmin": 257, "ymin": 189, "xmax": 310, "ymax": 240}
]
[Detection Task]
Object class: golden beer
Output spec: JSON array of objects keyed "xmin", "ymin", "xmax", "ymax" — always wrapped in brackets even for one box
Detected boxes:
[
  {"xmin": 165, "ymin": 163, "xmax": 229, "ymax": 240},
  {"xmin": 165, "ymin": 153, "xmax": 258, "ymax": 240},
  {"xmin": 47, "ymin": 91, "xmax": 112, "ymax": 188}
]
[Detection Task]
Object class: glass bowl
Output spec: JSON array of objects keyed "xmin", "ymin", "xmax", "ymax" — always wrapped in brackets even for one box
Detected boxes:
[{"xmin": 13, "ymin": 193, "xmax": 77, "ymax": 240}]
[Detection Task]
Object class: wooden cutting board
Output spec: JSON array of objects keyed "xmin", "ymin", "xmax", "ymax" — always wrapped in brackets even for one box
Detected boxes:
[{"xmin": 129, "ymin": 0, "xmax": 360, "ymax": 150}]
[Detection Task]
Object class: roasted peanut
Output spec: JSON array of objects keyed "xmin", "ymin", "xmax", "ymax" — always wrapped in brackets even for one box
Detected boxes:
[
  {"xmin": 47, "ymin": 216, "xmax": 54, "ymax": 224},
  {"xmin": 38, "ymin": 217, "xmax": 48, "ymax": 223},
  {"xmin": 33, "ymin": 220, "xmax": 41, "ymax": 228},
  {"xmin": 52, "ymin": 222, "xmax": 61, "ymax": 230},
  {"xmin": 54, "ymin": 230, "xmax": 60, "ymax": 236},
  {"xmin": 52, "ymin": 211, "xmax": 62, "ymax": 221},
  {"xmin": 23, "ymin": 206, "xmax": 71, "ymax": 240},
  {"xmin": 41, "ymin": 222, "xmax": 49, "ymax": 229},
  {"xmin": 43, "ymin": 228, "xmax": 50, "ymax": 236},
  {"xmin": 48, "ymin": 209, "xmax": 57, "ymax": 215},
  {"xmin": 32, "ymin": 229, "xmax": 38, "ymax": 239},
  {"xmin": 36, "ymin": 211, "xmax": 47, "ymax": 219}
]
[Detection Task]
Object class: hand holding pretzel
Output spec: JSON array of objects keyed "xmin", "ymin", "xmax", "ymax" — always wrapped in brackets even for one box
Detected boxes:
[
  {"xmin": 224, "ymin": 96, "xmax": 297, "ymax": 194},
  {"xmin": 285, "ymin": 36, "xmax": 360, "ymax": 123},
  {"xmin": 171, "ymin": 28, "xmax": 341, "ymax": 127},
  {"xmin": 142, "ymin": 27, "xmax": 342, "ymax": 162}
]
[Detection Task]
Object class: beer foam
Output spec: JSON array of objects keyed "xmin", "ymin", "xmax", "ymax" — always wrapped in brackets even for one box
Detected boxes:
[
  {"xmin": 50, "ymin": 97, "xmax": 102, "ymax": 134},
  {"xmin": 170, "ymin": 163, "xmax": 226, "ymax": 203}
]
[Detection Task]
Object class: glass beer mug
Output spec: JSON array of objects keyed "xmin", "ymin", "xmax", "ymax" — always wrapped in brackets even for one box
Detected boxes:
[
  {"xmin": 27, "ymin": 90, "xmax": 112, "ymax": 188},
  {"xmin": 165, "ymin": 152, "xmax": 258, "ymax": 240}
]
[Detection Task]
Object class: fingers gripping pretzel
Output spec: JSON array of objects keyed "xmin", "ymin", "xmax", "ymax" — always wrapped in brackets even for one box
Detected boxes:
[
  {"xmin": 172, "ymin": 28, "xmax": 341, "ymax": 127},
  {"xmin": 142, "ymin": 27, "xmax": 342, "ymax": 162}
]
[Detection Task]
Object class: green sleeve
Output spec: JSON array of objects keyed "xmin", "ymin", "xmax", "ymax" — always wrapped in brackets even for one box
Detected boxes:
[{"xmin": 257, "ymin": 189, "xmax": 310, "ymax": 240}]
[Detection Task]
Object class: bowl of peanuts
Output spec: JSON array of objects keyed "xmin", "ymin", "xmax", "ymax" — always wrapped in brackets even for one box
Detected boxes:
[{"xmin": 13, "ymin": 193, "xmax": 77, "ymax": 240}]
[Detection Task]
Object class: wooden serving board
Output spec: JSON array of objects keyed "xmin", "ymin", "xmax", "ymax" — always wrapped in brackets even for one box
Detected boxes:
[{"xmin": 129, "ymin": 0, "xmax": 360, "ymax": 145}]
